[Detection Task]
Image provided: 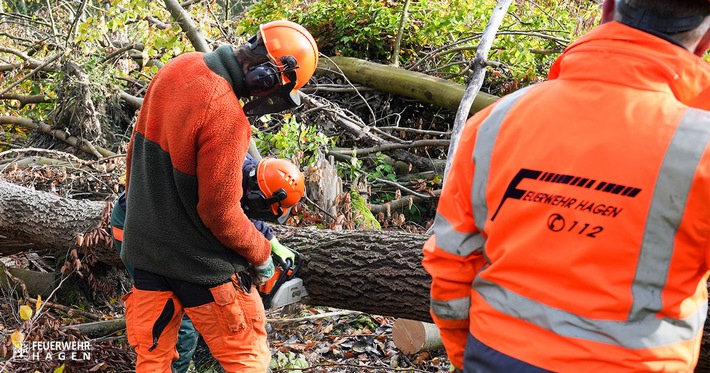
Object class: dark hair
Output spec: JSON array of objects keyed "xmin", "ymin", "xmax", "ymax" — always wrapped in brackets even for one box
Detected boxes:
[
  {"xmin": 616, "ymin": 0, "xmax": 710, "ymax": 43},
  {"xmin": 623, "ymin": 0, "xmax": 710, "ymax": 17}
]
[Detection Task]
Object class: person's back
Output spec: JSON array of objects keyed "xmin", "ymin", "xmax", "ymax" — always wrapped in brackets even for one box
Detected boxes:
[
  {"xmin": 122, "ymin": 47, "xmax": 265, "ymax": 284},
  {"xmin": 423, "ymin": 1, "xmax": 710, "ymax": 372}
]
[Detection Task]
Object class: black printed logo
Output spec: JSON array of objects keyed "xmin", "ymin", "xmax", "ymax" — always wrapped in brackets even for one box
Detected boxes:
[{"xmin": 491, "ymin": 168, "xmax": 642, "ymax": 221}]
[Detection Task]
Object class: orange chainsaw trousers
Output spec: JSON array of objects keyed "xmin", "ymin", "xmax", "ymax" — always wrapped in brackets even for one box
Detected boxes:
[{"xmin": 122, "ymin": 269, "xmax": 270, "ymax": 372}]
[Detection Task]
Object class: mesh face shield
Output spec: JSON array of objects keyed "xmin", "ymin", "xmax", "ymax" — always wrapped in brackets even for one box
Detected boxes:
[{"xmin": 242, "ymin": 82, "xmax": 301, "ymax": 116}]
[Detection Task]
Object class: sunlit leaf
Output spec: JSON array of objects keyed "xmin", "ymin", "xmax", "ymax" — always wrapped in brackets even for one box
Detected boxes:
[{"xmin": 10, "ymin": 330, "xmax": 24, "ymax": 348}]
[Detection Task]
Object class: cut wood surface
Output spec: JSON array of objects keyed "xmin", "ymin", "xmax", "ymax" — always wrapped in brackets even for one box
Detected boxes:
[{"xmin": 393, "ymin": 318, "xmax": 444, "ymax": 354}]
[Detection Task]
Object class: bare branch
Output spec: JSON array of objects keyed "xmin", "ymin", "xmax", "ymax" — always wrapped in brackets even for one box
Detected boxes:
[
  {"xmin": 0, "ymin": 52, "xmax": 63, "ymax": 96},
  {"xmin": 0, "ymin": 93, "xmax": 52, "ymax": 107},
  {"xmin": 369, "ymin": 189, "xmax": 442, "ymax": 215},
  {"xmin": 374, "ymin": 177, "xmax": 430, "ymax": 199},
  {"xmin": 391, "ymin": 0, "xmax": 411, "ymax": 67},
  {"xmin": 0, "ymin": 116, "xmax": 116, "ymax": 158},
  {"xmin": 331, "ymin": 139, "xmax": 449, "ymax": 156},
  {"xmin": 445, "ymin": 0, "xmax": 514, "ymax": 182}
]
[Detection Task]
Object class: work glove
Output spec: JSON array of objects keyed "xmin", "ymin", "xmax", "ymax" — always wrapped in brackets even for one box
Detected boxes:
[
  {"xmin": 254, "ymin": 255, "xmax": 275, "ymax": 285},
  {"xmin": 270, "ymin": 237, "xmax": 295, "ymax": 264}
]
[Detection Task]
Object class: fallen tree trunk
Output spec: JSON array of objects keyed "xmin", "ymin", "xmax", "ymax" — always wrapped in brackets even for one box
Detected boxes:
[
  {"xmin": 0, "ymin": 180, "xmax": 105, "ymax": 255},
  {"xmin": 317, "ymin": 57, "xmax": 499, "ymax": 117},
  {"xmin": 271, "ymin": 225, "xmax": 431, "ymax": 322},
  {"xmin": 0, "ymin": 180, "xmax": 432, "ymax": 320}
]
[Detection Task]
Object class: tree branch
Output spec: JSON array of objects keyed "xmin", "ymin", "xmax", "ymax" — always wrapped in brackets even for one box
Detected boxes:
[
  {"xmin": 0, "ymin": 52, "xmax": 63, "ymax": 97},
  {"xmin": 331, "ymin": 139, "xmax": 449, "ymax": 156},
  {"xmin": 369, "ymin": 189, "xmax": 441, "ymax": 215},
  {"xmin": 0, "ymin": 93, "xmax": 52, "ymax": 107},
  {"xmin": 164, "ymin": 0, "xmax": 210, "ymax": 52},
  {"xmin": 445, "ymin": 0, "xmax": 513, "ymax": 182},
  {"xmin": 0, "ymin": 116, "xmax": 115, "ymax": 158}
]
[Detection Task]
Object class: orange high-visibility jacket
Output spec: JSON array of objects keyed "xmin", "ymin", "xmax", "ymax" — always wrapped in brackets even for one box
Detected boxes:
[{"xmin": 423, "ymin": 21, "xmax": 710, "ymax": 372}]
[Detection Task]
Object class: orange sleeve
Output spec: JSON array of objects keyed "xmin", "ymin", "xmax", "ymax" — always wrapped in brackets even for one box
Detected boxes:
[
  {"xmin": 194, "ymin": 100, "xmax": 271, "ymax": 265},
  {"xmin": 422, "ymin": 112, "xmax": 493, "ymax": 369}
]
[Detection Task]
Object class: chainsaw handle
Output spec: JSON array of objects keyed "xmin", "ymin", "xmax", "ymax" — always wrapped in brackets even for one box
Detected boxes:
[{"xmin": 272, "ymin": 254, "xmax": 292, "ymax": 271}]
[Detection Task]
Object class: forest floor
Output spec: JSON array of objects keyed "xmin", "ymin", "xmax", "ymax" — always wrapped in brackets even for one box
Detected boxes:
[{"xmin": 1, "ymin": 245, "xmax": 449, "ymax": 373}]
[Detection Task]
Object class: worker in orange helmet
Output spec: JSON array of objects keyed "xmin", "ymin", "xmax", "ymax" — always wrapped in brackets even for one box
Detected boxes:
[
  {"xmin": 423, "ymin": 1, "xmax": 710, "ymax": 372},
  {"xmin": 112, "ymin": 153, "xmax": 304, "ymax": 372},
  {"xmin": 120, "ymin": 20, "xmax": 317, "ymax": 372}
]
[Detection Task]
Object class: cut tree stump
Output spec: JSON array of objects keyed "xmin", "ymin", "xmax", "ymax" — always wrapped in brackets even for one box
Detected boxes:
[{"xmin": 392, "ymin": 318, "xmax": 444, "ymax": 354}]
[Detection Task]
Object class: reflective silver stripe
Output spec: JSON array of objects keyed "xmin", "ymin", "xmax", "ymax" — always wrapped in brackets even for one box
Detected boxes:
[
  {"xmin": 471, "ymin": 107, "xmax": 710, "ymax": 348},
  {"xmin": 474, "ymin": 277, "xmax": 706, "ymax": 348},
  {"xmin": 631, "ymin": 108, "xmax": 710, "ymax": 321},
  {"xmin": 432, "ymin": 213, "xmax": 485, "ymax": 257},
  {"xmin": 431, "ymin": 297, "xmax": 471, "ymax": 320},
  {"xmin": 471, "ymin": 87, "xmax": 533, "ymax": 232}
]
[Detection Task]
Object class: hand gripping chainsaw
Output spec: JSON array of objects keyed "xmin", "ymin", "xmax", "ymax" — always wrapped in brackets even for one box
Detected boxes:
[{"xmin": 258, "ymin": 250, "xmax": 308, "ymax": 309}]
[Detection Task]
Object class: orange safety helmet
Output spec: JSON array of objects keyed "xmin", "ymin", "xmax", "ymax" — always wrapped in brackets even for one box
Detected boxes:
[
  {"xmin": 242, "ymin": 20, "xmax": 319, "ymax": 116},
  {"xmin": 256, "ymin": 158, "xmax": 305, "ymax": 223},
  {"xmin": 259, "ymin": 20, "xmax": 319, "ymax": 91}
]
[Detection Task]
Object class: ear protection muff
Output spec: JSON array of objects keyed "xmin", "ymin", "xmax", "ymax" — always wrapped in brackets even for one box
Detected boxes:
[
  {"xmin": 244, "ymin": 64, "xmax": 281, "ymax": 93},
  {"xmin": 243, "ymin": 188, "xmax": 289, "ymax": 222}
]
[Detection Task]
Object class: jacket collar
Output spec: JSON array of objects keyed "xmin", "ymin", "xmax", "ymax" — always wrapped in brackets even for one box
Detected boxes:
[
  {"xmin": 203, "ymin": 45, "xmax": 250, "ymax": 98},
  {"xmin": 548, "ymin": 22, "xmax": 710, "ymax": 111}
]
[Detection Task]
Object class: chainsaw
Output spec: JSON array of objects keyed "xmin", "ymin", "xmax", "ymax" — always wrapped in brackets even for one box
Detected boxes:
[{"xmin": 258, "ymin": 249, "xmax": 308, "ymax": 309}]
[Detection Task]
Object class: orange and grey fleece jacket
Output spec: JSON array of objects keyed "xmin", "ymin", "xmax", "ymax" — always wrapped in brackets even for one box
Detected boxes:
[{"xmin": 121, "ymin": 45, "xmax": 271, "ymax": 286}]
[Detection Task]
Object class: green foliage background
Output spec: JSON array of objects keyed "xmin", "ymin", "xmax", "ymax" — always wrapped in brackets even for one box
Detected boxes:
[{"xmin": 1, "ymin": 0, "xmax": 603, "ymax": 123}]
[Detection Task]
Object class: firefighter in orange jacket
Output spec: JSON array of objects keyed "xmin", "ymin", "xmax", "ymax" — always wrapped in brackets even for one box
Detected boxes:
[
  {"xmin": 423, "ymin": 1, "xmax": 710, "ymax": 372},
  {"xmin": 121, "ymin": 20, "xmax": 317, "ymax": 372}
]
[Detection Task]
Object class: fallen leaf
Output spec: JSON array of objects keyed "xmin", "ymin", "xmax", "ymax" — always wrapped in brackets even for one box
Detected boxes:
[
  {"xmin": 19, "ymin": 304, "xmax": 33, "ymax": 320},
  {"xmin": 10, "ymin": 330, "xmax": 24, "ymax": 348}
]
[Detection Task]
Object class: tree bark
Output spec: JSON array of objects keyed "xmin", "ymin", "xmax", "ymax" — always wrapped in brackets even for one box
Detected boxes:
[
  {"xmin": 0, "ymin": 180, "xmax": 432, "ymax": 321},
  {"xmin": 271, "ymin": 225, "xmax": 432, "ymax": 322},
  {"xmin": 0, "ymin": 180, "xmax": 105, "ymax": 255}
]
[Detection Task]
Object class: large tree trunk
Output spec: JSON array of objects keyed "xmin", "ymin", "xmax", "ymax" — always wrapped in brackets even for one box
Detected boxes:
[
  {"xmin": 2, "ymin": 180, "xmax": 709, "ymax": 370},
  {"xmin": 0, "ymin": 180, "xmax": 104, "ymax": 254},
  {"xmin": 271, "ymin": 225, "xmax": 431, "ymax": 322},
  {"xmin": 0, "ymin": 180, "xmax": 432, "ymax": 320}
]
